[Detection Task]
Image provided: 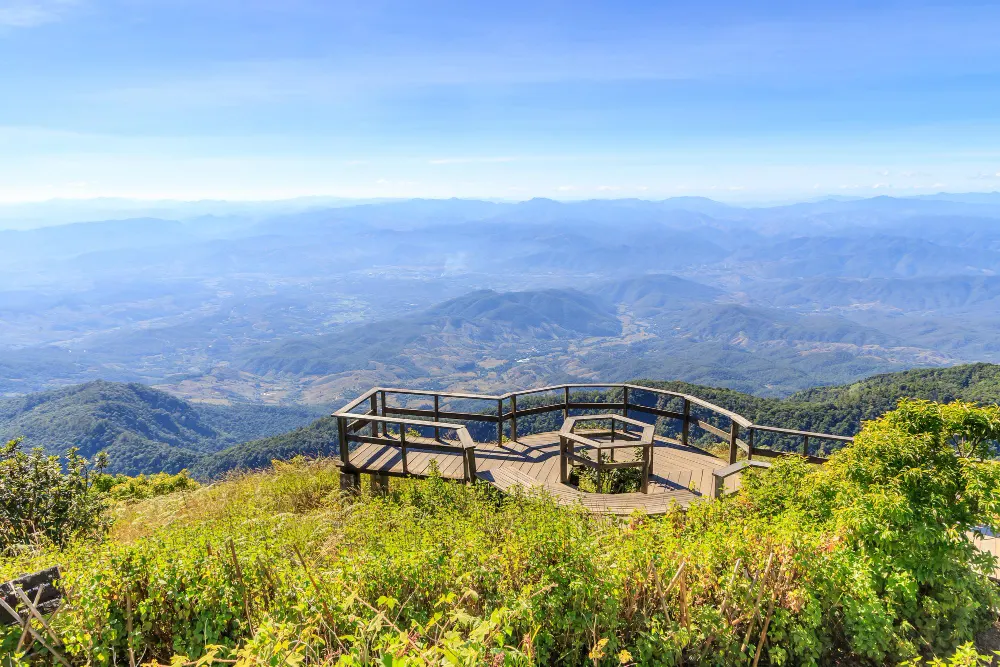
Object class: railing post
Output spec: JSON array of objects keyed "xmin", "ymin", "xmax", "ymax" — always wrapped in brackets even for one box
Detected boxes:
[
  {"xmin": 338, "ymin": 416, "xmax": 349, "ymax": 467},
  {"xmin": 681, "ymin": 398, "xmax": 691, "ymax": 447},
  {"xmin": 641, "ymin": 443, "xmax": 650, "ymax": 494},
  {"xmin": 465, "ymin": 447, "xmax": 477, "ymax": 483},
  {"xmin": 497, "ymin": 399, "xmax": 504, "ymax": 444},
  {"xmin": 747, "ymin": 428, "xmax": 754, "ymax": 461},
  {"xmin": 511, "ymin": 394, "xmax": 518, "ymax": 443},
  {"xmin": 729, "ymin": 421, "xmax": 740, "ymax": 465},
  {"xmin": 564, "ymin": 386, "xmax": 570, "ymax": 419},
  {"xmin": 596, "ymin": 449, "xmax": 603, "ymax": 493},
  {"xmin": 802, "ymin": 434, "xmax": 809, "ymax": 456},
  {"xmin": 369, "ymin": 394, "xmax": 378, "ymax": 436},
  {"xmin": 622, "ymin": 386, "xmax": 629, "ymax": 420},
  {"xmin": 434, "ymin": 394, "xmax": 440, "ymax": 441},
  {"xmin": 400, "ymin": 422, "xmax": 408, "ymax": 475},
  {"xmin": 560, "ymin": 435, "xmax": 569, "ymax": 483},
  {"xmin": 380, "ymin": 390, "xmax": 387, "ymax": 437}
]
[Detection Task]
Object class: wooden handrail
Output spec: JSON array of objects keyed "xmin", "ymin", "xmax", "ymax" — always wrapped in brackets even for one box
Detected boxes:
[{"xmin": 336, "ymin": 383, "xmax": 853, "ymax": 465}]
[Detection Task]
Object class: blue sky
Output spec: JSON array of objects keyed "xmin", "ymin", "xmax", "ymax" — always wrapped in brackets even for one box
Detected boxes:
[{"xmin": 1, "ymin": 0, "xmax": 999, "ymax": 202}]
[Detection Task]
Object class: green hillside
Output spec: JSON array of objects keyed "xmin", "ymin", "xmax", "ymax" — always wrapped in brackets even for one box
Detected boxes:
[
  {"xmin": 192, "ymin": 415, "xmax": 339, "ymax": 479},
  {"xmin": 0, "ymin": 381, "xmax": 323, "ymax": 475}
]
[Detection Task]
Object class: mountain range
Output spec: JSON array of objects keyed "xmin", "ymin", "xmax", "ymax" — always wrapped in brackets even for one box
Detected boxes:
[{"xmin": 3, "ymin": 194, "xmax": 1000, "ymax": 403}]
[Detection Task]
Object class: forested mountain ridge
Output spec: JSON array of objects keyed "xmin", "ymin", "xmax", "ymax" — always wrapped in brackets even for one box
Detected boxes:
[
  {"xmin": 0, "ymin": 380, "xmax": 323, "ymax": 475},
  {"xmin": 635, "ymin": 363, "xmax": 1000, "ymax": 444}
]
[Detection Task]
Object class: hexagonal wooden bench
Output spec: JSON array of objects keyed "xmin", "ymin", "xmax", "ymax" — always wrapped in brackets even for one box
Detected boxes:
[{"xmin": 558, "ymin": 413, "xmax": 656, "ymax": 493}]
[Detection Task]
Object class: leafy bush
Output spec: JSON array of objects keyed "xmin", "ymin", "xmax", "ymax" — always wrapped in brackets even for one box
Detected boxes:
[
  {"xmin": 0, "ymin": 438, "xmax": 108, "ymax": 551},
  {"xmin": 91, "ymin": 469, "xmax": 200, "ymax": 502},
  {"xmin": 1, "ymin": 401, "xmax": 998, "ymax": 665}
]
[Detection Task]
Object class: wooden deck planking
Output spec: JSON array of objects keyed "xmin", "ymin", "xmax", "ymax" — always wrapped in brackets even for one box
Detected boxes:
[
  {"xmin": 343, "ymin": 429, "xmax": 729, "ymax": 515},
  {"xmin": 345, "ymin": 441, "xmax": 466, "ymax": 480}
]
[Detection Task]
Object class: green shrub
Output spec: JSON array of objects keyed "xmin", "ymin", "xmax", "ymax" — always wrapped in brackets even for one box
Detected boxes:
[
  {"xmin": 92, "ymin": 469, "xmax": 200, "ymax": 502},
  {"xmin": 0, "ymin": 438, "xmax": 108, "ymax": 551}
]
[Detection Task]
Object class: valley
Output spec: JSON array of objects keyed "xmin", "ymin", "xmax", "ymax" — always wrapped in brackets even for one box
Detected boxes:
[{"xmin": 3, "ymin": 195, "xmax": 1000, "ymax": 407}]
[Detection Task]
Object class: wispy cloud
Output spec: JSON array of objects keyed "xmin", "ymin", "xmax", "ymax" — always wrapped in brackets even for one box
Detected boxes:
[
  {"xmin": 0, "ymin": 0, "xmax": 78, "ymax": 27},
  {"xmin": 428, "ymin": 157, "xmax": 516, "ymax": 165}
]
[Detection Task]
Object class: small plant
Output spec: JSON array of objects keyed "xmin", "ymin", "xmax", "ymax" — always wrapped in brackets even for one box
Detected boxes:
[{"xmin": 571, "ymin": 447, "xmax": 644, "ymax": 493}]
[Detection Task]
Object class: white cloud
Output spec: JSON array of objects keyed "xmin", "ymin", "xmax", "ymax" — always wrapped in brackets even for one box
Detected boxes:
[{"xmin": 0, "ymin": 0, "xmax": 78, "ymax": 27}]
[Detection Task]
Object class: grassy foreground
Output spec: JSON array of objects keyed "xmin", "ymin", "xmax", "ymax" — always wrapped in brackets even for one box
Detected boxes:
[{"xmin": 3, "ymin": 400, "xmax": 1000, "ymax": 666}]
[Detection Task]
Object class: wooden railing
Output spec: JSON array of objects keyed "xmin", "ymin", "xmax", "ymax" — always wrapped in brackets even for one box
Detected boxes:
[
  {"xmin": 335, "ymin": 383, "xmax": 854, "ymax": 467},
  {"xmin": 335, "ymin": 389, "xmax": 478, "ymax": 482}
]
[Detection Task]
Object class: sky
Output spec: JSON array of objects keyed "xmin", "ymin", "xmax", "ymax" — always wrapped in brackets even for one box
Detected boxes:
[{"xmin": 1, "ymin": 0, "xmax": 1000, "ymax": 202}]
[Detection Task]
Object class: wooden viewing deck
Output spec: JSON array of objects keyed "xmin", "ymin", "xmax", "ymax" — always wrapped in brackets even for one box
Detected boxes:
[
  {"xmin": 334, "ymin": 383, "xmax": 854, "ymax": 515},
  {"xmin": 347, "ymin": 429, "xmax": 725, "ymax": 513}
]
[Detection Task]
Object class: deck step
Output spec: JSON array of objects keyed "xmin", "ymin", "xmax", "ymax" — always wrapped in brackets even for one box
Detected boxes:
[{"xmin": 479, "ymin": 466, "xmax": 698, "ymax": 515}]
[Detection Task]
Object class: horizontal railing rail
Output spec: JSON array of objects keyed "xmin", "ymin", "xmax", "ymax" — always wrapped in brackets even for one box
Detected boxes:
[{"xmin": 335, "ymin": 383, "xmax": 854, "ymax": 473}]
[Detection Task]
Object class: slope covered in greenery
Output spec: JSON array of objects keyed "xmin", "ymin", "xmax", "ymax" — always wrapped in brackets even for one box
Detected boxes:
[
  {"xmin": 191, "ymin": 414, "xmax": 339, "ymax": 479},
  {"xmin": 0, "ymin": 381, "xmax": 323, "ymax": 475},
  {"xmin": 2, "ymin": 400, "xmax": 999, "ymax": 665}
]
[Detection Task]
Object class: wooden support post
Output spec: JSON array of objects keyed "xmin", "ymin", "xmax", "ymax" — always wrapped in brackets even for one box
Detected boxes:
[
  {"xmin": 338, "ymin": 416, "xmax": 349, "ymax": 468},
  {"xmin": 340, "ymin": 471, "xmax": 360, "ymax": 491},
  {"xmin": 564, "ymin": 386, "xmax": 570, "ymax": 419},
  {"xmin": 497, "ymin": 399, "xmax": 504, "ymax": 444},
  {"xmin": 371, "ymin": 473, "xmax": 389, "ymax": 494},
  {"xmin": 369, "ymin": 394, "xmax": 378, "ymax": 436},
  {"xmin": 611, "ymin": 416, "xmax": 616, "ymax": 443},
  {"xmin": 623, "ymin": 386, "xmax": 629, "ymax": 420},
  {"xmin": 729, "ymin": 421, "xmax": 740, "ymax": 465},
  {"xmin": 511, "ymin": 394, "xmax": 518, "ymax": 443},
  {"xmin": 682, "ymin": 398, "xmax": 691, "ymax": 447},
  {"xmin": 747, "ymin": 428, "xmax": 755, "ymax": 461},
  {"xmin": 400, "ymin": 423, "xmax": 408, "ymax": 475},
  {"xmin": 434, "ymin": 394, "xmax": 440, "ymax": 441},
  {"xmin": 802, "ymin": 434, "xmax": 809, "ymax": 456},
  {"xmin": 560, "ymin": 436, "xmax": 569, "ymax": 484}
]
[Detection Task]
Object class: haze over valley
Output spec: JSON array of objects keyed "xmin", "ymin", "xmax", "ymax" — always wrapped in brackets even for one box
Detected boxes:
[{"xmin": 2, "ymin": 193, "xmax": 999, "ymax": 407}]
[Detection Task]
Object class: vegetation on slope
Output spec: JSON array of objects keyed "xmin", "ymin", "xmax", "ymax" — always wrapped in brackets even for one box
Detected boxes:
[
  {"xmin": 1, "ymin": 400, "xmax": 999, "ymax": 665},
  {"xmin": 0, "ymin": 381, "xmax": 323, "ymax": 475},
  {"xmin": 191, "ymin": 415, "xmax": 340, "ymax": 479}
]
